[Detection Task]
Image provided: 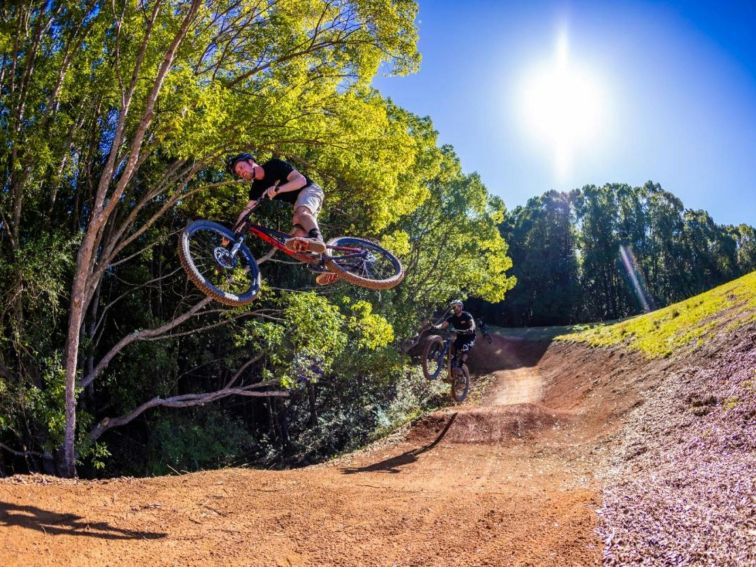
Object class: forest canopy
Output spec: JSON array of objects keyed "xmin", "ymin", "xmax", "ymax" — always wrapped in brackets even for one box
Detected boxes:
[
  {"xmin": 0, "ymin": 1, "xmax": 513, "ymax": 477},
  {"xmin": 476, "ymin": 182, "xmax": 756, "ymax": 327}
]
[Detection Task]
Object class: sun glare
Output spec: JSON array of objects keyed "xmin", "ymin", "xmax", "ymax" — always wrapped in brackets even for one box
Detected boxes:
[{"xmin": 519, "ymin": 32, "xmax": 606, "ymax": 179}]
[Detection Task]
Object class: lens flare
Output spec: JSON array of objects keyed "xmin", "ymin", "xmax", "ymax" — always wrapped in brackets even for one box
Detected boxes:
[{"xmin": 619, "ymin": 244, "xmax": 653, "ymax": 312}]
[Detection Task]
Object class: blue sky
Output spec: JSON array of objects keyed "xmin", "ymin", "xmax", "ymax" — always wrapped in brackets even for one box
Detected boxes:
[{"xmin": 373, "ymin": 1, "xmax": 756, "ymax": 226}]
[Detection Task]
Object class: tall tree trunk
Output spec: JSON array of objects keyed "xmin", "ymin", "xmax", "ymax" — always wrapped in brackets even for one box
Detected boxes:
[{"xmin": 60, "ymin": 0, "xmax": 201, "ymax": 476}]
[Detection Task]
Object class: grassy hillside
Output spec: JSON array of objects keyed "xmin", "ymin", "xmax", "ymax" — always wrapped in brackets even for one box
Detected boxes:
[{"xmin": 558, "ymin": 271, "xmax": 756, "ymax": 358}]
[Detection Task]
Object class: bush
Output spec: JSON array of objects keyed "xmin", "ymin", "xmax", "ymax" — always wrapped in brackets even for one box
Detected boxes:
[{"xmin": 144, "ymin": 408, "xmax": 252, "ymax": 475}]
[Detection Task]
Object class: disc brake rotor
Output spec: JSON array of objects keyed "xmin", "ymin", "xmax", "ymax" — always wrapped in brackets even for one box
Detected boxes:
[{"xmin": 213, "ymin": 247, "xmax": 236, "ymax": 270}]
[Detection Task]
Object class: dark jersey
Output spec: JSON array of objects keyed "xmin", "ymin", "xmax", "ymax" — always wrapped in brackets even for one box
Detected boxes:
[
  {"xmin": 446, "ymin": 311, "xmax": 475, "ymax": 334},
  {"xmin": 248, "ymin": 158, "xmax": 312, "ymax": 205}
]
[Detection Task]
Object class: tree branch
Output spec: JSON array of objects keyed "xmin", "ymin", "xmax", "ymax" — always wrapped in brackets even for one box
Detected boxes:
[
  {"xmin": 80, "ymin": 296, "xmax": 212, "ymax": 389},
  {"xmin": 88, "ymin": 381, "xmax": 287, "ymax": 442},
  {"xmin": 0, "ymin": 442, "xmax": 43, "ymax": 458}
]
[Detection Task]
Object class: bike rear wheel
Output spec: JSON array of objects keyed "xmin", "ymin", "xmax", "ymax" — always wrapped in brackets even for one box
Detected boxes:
[
  {"xmin": 178, "ymin": 220, "xmax": 260, "ymax": 306},
  {"xmin": 450, "ymin": 365, "xmax": 470, "ymax": 402},
  {"xmin": 324, "ymin": 236, "xmax": 404, "ymax": 290},
  {"xmin": 421, "ymin": 335, "xmax": 445, "ymax": 381}
]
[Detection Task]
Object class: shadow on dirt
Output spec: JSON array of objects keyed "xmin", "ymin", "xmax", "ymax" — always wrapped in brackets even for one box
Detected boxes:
[
  {"xmin": 341, "ymin": 413, "xmax": 458, "ymax": 475},
  {"xmin": 0, "ymin": 501, "xmax": 167, "ymax": 540}
]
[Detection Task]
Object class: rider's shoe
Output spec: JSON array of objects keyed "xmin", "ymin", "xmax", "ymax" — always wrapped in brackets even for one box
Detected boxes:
[
  {"xmin": 307, "ymin": 237, "xmax": 327, "ymax": 254},
  {"xmin": 285, "ymin": 236, "xmax": 327, "ymax": 254},
  {"xmin": 315, "ymin": 272, "xmax": 339, "ymax": 286}
]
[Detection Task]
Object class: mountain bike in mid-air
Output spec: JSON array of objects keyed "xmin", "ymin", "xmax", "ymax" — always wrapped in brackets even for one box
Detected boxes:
[{"xmin": 178, "ymin": 195, "xmax": 404, "ymax": 306}]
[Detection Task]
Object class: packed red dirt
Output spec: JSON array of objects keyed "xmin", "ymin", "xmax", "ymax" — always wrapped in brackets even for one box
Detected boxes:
[{"xmin": 0, "ymin": 334, "xmax": 675, "ymax": 566}]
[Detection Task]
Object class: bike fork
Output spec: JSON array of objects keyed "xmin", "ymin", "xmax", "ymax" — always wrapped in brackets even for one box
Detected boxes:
[{"xmin": 229, "ymin": 236, "xmax": 245, "ymax": 258}]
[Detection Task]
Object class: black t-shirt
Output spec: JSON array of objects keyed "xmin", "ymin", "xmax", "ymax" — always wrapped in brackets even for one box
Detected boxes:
[
  {"xmin": 446, "ymin": 311, "xmax": 475, "ymax": 334},
  {"xmin": 248, "ymin": 159, "xmax": 312, "ymax": 205}
]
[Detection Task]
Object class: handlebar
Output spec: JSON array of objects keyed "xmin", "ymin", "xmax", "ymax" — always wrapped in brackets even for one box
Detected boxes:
[
  {"xmin": 233, "ymin": 193, "xmax": 272, "ymax": 234},
  {"xmin": 452, "ymin": 328, "xmax": 475, "ymax": 335}
]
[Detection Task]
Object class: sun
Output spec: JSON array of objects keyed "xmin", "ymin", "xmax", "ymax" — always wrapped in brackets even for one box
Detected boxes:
[{"xmin": 519, "ymin": 33, "xmax": 606, "ymax": 179}]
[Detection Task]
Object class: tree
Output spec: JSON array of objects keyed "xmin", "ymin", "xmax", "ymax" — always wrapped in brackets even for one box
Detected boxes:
[
  {"xmin": 733, "ymin": 224, "xmax": 756, "ymax": 273},
  {"xmin": 488, "ymin": 181, "xmax": 754, "ymax": 327},
  {"xmin": 497, "ymin": 190, "xmax": 579, "ymax": 326},
  {"xmin": 1, "ymin": 0, "xmax": 422, "ymax": 476},
  {"xmin": 389, "ymin": 144, "xmax": 516, "ymax": 334},
  {"xmin": 2, "ymin": 1, "xmax": 516, "ymax": 477}
]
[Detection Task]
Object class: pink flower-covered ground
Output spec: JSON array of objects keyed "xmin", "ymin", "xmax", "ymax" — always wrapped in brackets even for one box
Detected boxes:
[{"xmin": 598, "ymin": 325, "xmax": 755, "ymax": 566}]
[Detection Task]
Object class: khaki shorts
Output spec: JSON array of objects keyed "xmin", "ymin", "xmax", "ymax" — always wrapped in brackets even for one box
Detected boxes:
[{"xmin": 295, "ymin": 183, "xmax": 324, "ymax": 216}]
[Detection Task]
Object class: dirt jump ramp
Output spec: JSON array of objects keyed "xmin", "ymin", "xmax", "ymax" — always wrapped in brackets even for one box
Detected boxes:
[{"xmin": 1, "ymin": 334, "xmax": 642, "ymax": 567}]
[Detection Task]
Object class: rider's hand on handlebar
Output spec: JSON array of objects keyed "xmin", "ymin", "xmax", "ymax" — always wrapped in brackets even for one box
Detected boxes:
[{"xmin": 263, "ymin": 182, "xmax": 280, "ymax": 200}]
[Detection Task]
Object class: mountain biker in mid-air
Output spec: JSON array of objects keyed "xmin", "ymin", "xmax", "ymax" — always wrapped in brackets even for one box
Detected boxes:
[
  {"xmin": 226, "ymin": 152, "xmax": 338, "ymax": 285},
  {"xmin": 432, "ymin": 299, "xmax": 476, "ymax": 368}
]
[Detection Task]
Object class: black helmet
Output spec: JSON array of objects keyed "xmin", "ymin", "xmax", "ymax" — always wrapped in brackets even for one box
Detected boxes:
[{"xmin": 225, "ymin": 152, "xmax": 255, "ymax": 177}]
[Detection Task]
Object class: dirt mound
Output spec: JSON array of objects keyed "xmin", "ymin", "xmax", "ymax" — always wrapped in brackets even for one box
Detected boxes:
[
  {"xmin": 408, "ymin": 404, "xmax": 573, "ymax": 444},
  {"xmin": 0, "ymin": 333, "xmax": 656, "ymax": 567}
]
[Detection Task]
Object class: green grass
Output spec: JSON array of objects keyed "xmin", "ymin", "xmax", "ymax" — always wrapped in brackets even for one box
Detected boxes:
[{"xmin": 556, "ymin": 271, "xmax": 756, "ymax": 358}]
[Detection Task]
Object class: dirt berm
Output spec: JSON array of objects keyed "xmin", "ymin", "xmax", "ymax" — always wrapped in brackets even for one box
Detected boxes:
[{"xmin": 0, "ymin": 333, "xmax": 683, "ymax": 566}]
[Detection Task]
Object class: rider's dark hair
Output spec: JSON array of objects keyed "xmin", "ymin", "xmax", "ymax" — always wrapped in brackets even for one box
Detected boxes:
[{"xmin": 225, "ymin": 152, "xmax": 256, "ymax": 177}]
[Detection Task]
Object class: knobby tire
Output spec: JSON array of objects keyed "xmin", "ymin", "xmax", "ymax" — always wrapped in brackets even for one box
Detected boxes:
[
  {"xmin": 451, "ymin": 365, "xmax": 470, "ymax": 403},
  {"xmin": 421, "ymin": 335, "xmax": 445, "ymax": 381},
  {"xmin": 324, "ymin": 236, "xmax": 404, "ymax": 290},
  {"xmin": 178, "ymin": 220, "xmax": 261, "ymax": 307}
]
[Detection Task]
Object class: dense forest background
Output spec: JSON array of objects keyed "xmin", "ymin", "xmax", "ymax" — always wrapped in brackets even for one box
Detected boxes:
[
  {"xmin": 0, "ymin": 1, "xmax": 514, "ymax": 477},
  {"xmin": 0, "ymin": 2, "xmax": 752, "ymax": 479},
  {"xmin": 472, "ymin": 184, "xmax": 756, "ymax": 327}
]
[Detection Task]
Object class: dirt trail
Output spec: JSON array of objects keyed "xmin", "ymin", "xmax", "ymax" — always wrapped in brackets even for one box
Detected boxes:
[
  {"xmin": 490, "ymin": 366, "xmax": 543, "ymax": 406},
  {"xmin": 0, "ymin": 335, "xmax": 641, "ymax": 567}
]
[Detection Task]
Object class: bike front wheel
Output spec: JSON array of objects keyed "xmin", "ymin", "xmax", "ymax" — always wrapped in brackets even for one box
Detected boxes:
[
  {"xmin": 450, "ymin": 365, "xmax": 470, "ymax": 403},
  {"xmin": 421, "ymin": 335, "xmax": 445, "ymax": 381},
  {"xmin": 178, "ymin": 220, "xmax": 261, "ymax": 307},
  {"xmin": 324, "ymin": 236, "xmax": 404, "ymax": 290}
]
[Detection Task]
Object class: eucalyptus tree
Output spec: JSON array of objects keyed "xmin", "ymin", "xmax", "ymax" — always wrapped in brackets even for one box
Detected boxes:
[
  {"xmin": 498, "ymin": 190, "xmax": 579, "ymax": 325},
  {"xmin": 733, "ymin": 224, "xmax": 756, "ymax": 273},
  {"xmin": 574, "ymin": 185, "xmax": 623, "ymax": 319},
  {"xmin": 490, "ymin": 181, "xmax": 755, "ymax": 327},
  {"xmin": 1, "ymin": 0, "xmax": 423, "ymax": 476},
  {"xmin": 390, "ymin": 143, "xmax": 515, "ymax": 334}
]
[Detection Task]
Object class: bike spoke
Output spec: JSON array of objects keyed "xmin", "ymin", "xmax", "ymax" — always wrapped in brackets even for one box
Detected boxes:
[
  {"xmin": 427, "ymin": 345, "xmax": 444, "ymax": 376},
  {"xmin": 186, "ymin": 228, "xmax": 254, "ymax": 296},
  {"xmin": 327, "ymin": 239, "xmax": 400, "ymax": 280}
]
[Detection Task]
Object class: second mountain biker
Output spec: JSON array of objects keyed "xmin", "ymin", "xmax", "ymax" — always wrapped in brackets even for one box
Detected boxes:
[{"xmin": 433, "ymin": 299, "xmax": 477, "ymax": 369}]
